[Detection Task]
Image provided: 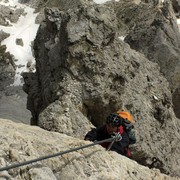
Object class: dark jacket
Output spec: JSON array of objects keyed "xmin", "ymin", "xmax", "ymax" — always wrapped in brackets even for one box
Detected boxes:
[{"xmin": 84, "ymin": 125, "xmax": 130, "ymax": 156}]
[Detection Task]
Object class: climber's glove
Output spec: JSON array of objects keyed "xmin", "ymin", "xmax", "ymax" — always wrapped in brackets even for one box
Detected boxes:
[{"xmin": 112, "ymin": 132, "xmax": 122, "ymax": 142}]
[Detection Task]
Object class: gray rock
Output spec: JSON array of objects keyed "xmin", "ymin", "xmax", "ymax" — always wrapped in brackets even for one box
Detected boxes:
[
  {"xmin": 16, "ymin": 38, "xmax": 24, "ymax": 46},
  {"xmin": 0, "ymin": 45, "xmax": 16, "ymax": 87},
  {"xmin": 0, "ymin": 118, "xmax": 178, "ymax": 179},
  {"xmin": 0, "ymin": 5, "xmax": 25, "ymax": 25},
  {"xmin": 0, "ymin": 0, "xmax": 179, "ymax": 177},
  {"xmin": 0, "ymin": 44, "xmax": 31, "ymax": 124},
  {"xmin": 29, "ymin": 167, "xmax": 57, "ymax": 180},
  {"xmin": 0, "ymin": 30, "xmax": 10, "ymax": 42},
  {"xmin": 21, "ymin": 0, "xmax": 93, "ymax": 11},
  {"xmin": 113, "ymin": 0, "xmax": 180, "ymax": 118},
  {"xmin": 171, "ymin": 0, "xmax": 180, "ymax": 17},
  {"xmin": 23, "ymin": 3, "xmax": 180, "ymax": 177}
]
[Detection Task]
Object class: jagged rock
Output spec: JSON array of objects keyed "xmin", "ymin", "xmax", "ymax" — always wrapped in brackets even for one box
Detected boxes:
[
  {"xmin": 171, "ymin": 0, "xmax": 180, "ymax": 17},
  {"xmin": 112, "ymin": 0, "xmax": 180, "ymax": 118},
  {"xmin": 0, "ymin": 45, "xmax": 16, "ymax": 88},
  {"xmin": 0, "ymin": 30, "xmax": 10, "ymax": 42},
  {"xmin": 0, "ymin": 4, "xmax": 25, "ymax": 25},
  {"xmin": 16, "ymin": 38, "xmax": 24, "ymax": 46},
  {"xmin": 26, "ymin": 60, "xmax": 32, "ymax": 68},
  {"xmin": 19, "ymin": 0, "xmax": 31, "ymax": 3},
  {"xmin": 0, "ymin": 118, "xmax": 179, "ymax": 179},
  {"xmin": 21, "ymin": 0, "xmax": 93, "ymax": 10},
  {"xmin": 0, "ymin": 44, "xmax": 31, "ymax": 124},
  {"xmin": 23, "ymin": 3, "xmax": 180, "ymax": 177},
  {"xmin": 173, "ymin": 88, "xmax": 180, "ymax": 117},
  {"xmin": 20, "ymin": 0, "xmax": 94, "ymax": 24}
]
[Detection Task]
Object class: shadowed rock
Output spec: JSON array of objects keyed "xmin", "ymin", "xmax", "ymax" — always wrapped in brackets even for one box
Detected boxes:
[{"xmin": 23, "ymin": 2, "xmax": 180, "ymax": 177}]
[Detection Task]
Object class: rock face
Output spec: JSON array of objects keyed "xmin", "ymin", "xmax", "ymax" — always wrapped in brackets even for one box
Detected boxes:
[
  {"xmin": 113, "ymin": 0, "xmax": 180, "ymax": 118},
  {"xmin": 23, "ymin": 0, "xmax": 93, "ymax": 10},
  {"xmin": 0, "ymin": 45, "xmax": 16, "ymax": 88},
  {"xmin": 23, "ymin": 1, "xmax": 180, "ymax": 177},
  {"xmin": 0, "ymin": 118, "xmax": 179, "ymax": 180},
  {"xmin": 0, "ymin": 4, "xmax": 24, "ymax": 25},
  {"xmin": 0, "ymin": 1, "xmax": 32, "ymax": 124},
  {"xmin": 0, "ymin": 45, "xmax": 31, "ymax": 124},
  {"xmin": 0, "ymin": 30, "xmax": 10, "ymax": 42}
]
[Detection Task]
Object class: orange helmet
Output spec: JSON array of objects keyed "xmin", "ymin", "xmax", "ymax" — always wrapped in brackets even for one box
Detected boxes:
[{"xmin": 117, "ymin": 111, "xmax": 134, "ymax": 124}]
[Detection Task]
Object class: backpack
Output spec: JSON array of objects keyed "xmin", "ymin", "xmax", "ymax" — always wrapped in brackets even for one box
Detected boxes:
[
  {"xmin": 117, "ymin": 111, "xmax": 136, "ymax": 145},
  {"xmin": 118, "ymin": 125, "xmax": 131, "ymax": 157}
]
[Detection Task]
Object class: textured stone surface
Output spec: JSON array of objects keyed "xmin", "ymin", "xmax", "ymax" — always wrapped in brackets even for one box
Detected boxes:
[
  {"xmin": 113, "ymin": 0, "xmax": 180, "ymax": 118},
  {"xmin": 0, "ymin": 30, "xmax": 10, "ymax": 42},
  {"xmin": 0, "ymin": 45, "xmax": 16, "ymax": 88},
  {"xmin": 23, "ymin": 3, "xmax": 180, "ymax": 177},
  {"xmin": 0, "ymin": 0, "xmax": 179, "ymax": 178},
  {"xmin": 0, "ymin": 118, "xmax": 179, "ymax": 180},
  {"xmin": 0, "ymin": 4, "xmax": 24, "ymax": 25}
]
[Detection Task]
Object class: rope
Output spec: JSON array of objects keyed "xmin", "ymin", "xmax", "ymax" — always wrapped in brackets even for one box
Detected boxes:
[
  {"xmin": 0, "ymin": 137, "xmax": 116, "ymax": 172},
  {"xmin": 107, "ymin": 138, "xmax": 116, "ymax": 151}
]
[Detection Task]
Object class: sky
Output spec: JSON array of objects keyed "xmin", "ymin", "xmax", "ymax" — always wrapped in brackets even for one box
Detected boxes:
[{"xmin": 0, "ymin": 0, "xmax": 179, "ymax": 86}]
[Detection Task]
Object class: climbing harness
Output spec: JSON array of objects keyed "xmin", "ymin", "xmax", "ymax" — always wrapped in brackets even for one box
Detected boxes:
[{"xmin": 0, "ymin": 136, "xmax": 118, "ymax": 172}]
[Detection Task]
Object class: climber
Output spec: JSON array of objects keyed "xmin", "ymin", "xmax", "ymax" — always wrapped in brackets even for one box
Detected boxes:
[{"xmin": 84, "ymin": 112, "xmax": 135, "ymax": 157}]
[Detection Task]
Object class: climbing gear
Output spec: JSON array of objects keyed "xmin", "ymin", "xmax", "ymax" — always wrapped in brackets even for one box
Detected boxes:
[
  {"xmin": 107, "ymin": 138, "xmax": 115, "ymax": 151},
  {"xmin": 127, "ymin": 130, "xmax": 136, "ymax": 144},
  {"xmin": 107, "ymin": 132, "xmax": 122, "ymax": 151},
  {"xmin": 106, "ymin": 113, "xmax": 123, "ymax": 127},
  {"xmin": 118, "ymin": 125, "xmax": 131, "ymax": 157},
  {"xmin": 117, "ymin": 111, "xmax": 134, "ymax": 124},
  {"xmin": 117, "ymin": 111, "xmax": 136, "ymax": 145},
  {"xmin": 0, "ymin": 136, "xmax": 120, "ymax": 172},
  {"xmin": 112, "ymin": 132, "xmax": 122, "ymax": 142}
]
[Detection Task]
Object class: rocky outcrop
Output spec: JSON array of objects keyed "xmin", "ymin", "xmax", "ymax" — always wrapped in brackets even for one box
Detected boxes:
[
  {"xmin": 0, "ymin": 30, "xmax": 10, "ymax": 42},
  {"xmin": 0, "ymin": 45, "xmax": 31, "ymax": 124},
  {"xmin": 22, "ymin": 0, "xmax": 93, "ymax": 11},
  {"xmin": 0, "ymin": 118, "xmax": 179, "ymax": 180},
  {"xmin": 23, "ymin": 2, "xmax": 180, "ymax": 177},
  {"xmin": 112, "ymin": 0, "xmax": 180, "ymax": 118},
  {"xmin": 22, "ymin": 0, "xmax": 94, "ymax": 24},
  {"xmin": 171, "ymin": 0, "xmax": 180, "ymax": 17},
  {"xmin": 0, "ymin": 0, "xmax": 33, "ymax": 124},
  {"xmin": 0, "ymin": 4, "xmax": 25, "ymax": 25},
  {"xmin": 0, "ymin": 45, "xmax": 16, "ymax": 88}
]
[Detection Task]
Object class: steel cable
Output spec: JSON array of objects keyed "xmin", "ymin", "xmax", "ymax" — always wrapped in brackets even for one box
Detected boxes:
[{"xmin": 0, "ymin": 137, "xmax": 116, "ymax": 172}]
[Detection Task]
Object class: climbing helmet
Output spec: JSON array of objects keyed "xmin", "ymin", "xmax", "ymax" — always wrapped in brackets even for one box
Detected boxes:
[{"xmin": 106, "ymin": 113, "xmax": 123, "ymax": 127}]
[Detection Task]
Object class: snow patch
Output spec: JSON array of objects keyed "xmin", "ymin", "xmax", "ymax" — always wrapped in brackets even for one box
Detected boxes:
[
  {"xmin": 177, "ymin": 19, "xmax": 180, "ymax": 32},
  {"xmin": 177, "ymin": 19, "xmax": 180, "ymax": 25},
  {"xmin": 0, "ymin": 0, "xmax": 39, "ymax": 86},
  {"xmin": 118, "ymin": 36, "xmax": 125, "ymax": 41}
]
